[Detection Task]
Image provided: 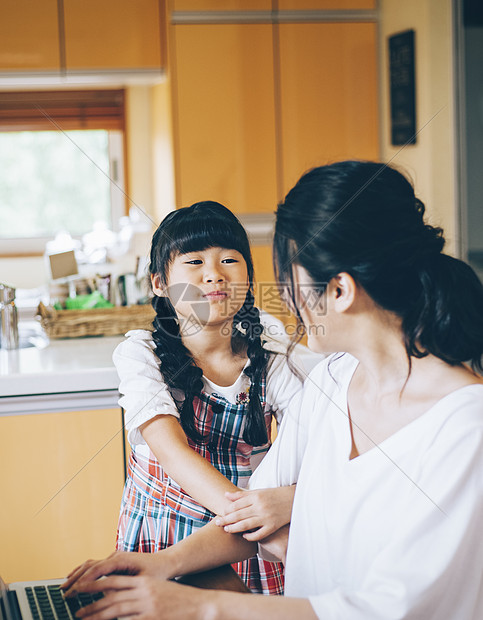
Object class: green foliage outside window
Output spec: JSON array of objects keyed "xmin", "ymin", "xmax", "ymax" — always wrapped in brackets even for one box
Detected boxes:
[{"xmin": 0, "ymin": 130, "xmax": 111, "ymax": 239}]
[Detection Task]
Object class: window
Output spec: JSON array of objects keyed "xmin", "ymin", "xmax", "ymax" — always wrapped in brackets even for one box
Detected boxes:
[{"xmin": 0, "ymin": 89, "xmax": 126, "ymax": 255}]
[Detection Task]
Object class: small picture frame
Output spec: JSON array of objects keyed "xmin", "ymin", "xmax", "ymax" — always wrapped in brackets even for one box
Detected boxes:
[{"xmin": 48, "ymin": 250, "xmax": 79, "ymax": 280}]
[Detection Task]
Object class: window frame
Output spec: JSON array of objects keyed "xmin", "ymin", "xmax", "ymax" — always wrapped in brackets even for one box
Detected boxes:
[{"xmin": 0, "ymin": 89, "xmax": 127, "ymax": 257}]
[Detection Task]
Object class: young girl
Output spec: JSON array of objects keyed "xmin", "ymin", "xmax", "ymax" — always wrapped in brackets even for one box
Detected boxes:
[{"xmin": 113, "ymin": 201, "xmax": 304, "ymax": 595}]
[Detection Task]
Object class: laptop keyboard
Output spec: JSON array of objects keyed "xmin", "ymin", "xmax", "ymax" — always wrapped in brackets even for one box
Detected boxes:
[{"xmin": 25, "ymin": 585, "xmax": 103, "ymax": 620}]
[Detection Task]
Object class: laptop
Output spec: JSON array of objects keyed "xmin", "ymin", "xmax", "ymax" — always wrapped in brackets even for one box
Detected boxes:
[{"xmin": 0, "ymin": 575, "xmax": 103, "ymax": 620}]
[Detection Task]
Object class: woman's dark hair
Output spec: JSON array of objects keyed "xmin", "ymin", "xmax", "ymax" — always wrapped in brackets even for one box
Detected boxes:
[
  {"xmin": 274, "ymin": 160, "xmax": 483, "ymax": 373},
  {"xmin": 150, "ymin": 201, "xmax": 270, "ymax": 445}
]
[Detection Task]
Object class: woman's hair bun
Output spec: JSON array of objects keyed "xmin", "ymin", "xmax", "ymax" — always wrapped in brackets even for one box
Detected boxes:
[
  {"xmin": 274, "ymin": 160, "xmax": 483, "ymax": 371},
  {"xmin": 412, "ymin": 223, "xmax": 445, "ymax": 266}
]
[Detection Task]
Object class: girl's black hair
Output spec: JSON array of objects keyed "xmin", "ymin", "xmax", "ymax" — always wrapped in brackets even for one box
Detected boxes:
[
  {"xmin": 274, "ymin": 160, "xmax": 483, "ymax": 373},
  {"xmin": 150, "ymin": 201, "xmax": 270, "ymax": 446}
]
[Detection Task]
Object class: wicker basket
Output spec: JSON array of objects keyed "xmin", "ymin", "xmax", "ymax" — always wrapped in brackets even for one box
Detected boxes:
[{"xmin": 37, "ymin": 301, "xmax": 155, "ymax": 338}]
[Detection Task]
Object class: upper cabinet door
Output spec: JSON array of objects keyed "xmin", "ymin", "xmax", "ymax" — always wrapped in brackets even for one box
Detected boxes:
[
  {"xmin": 172, "ymin": 1, "xmax": 272, "ymax": 10},
  {"xmin": 279, "ymin": 22, "xmax": 379, "ymax": 193},
  {"xmin": 172, "ymin": 1, "xmax": 375, "ymax": 11},
  {"xmin": 64, "ymin": 0, "xmax": 164, "ymax": 71},
  {"xmin": 278, "ymin": 1, "xmax": 376, "ymax": 8},
  {"xmin": 0, "ymin": 0, "xmax": 60, "ymax": 71},
  {"xmin": 171, "ymin": 23, "xmax": 278, "ymax": 213}
]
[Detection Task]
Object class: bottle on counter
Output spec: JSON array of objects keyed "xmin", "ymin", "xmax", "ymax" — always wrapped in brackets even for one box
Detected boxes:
[{"xmin": 0, "ymin": 283, "xmax": 19, "ymax": 350}]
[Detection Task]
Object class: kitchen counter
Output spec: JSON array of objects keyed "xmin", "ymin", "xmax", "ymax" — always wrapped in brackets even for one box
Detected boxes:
[
  {"xmin": 0, "ymin": 332, "xmax": 124, "ymax": 415},
  {"xmin": 0, "ymin": 312, "xmax": 325, "ymax": 416}
]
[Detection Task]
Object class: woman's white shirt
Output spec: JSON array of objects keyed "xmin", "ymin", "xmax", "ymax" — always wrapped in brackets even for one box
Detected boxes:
[
  {"xmin": 112, "ymin": 329, "xmax": 309, "ymax": 465},
  {"xmin": 249, "ymin": 353, "xmax": 483, "ymax": 620}
]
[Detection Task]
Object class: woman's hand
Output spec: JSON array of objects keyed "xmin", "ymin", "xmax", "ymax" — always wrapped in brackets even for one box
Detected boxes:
[
  {"xmin": 67, "ymin": 573, "xmax": 316, "ymax": 620},
  {"xmin": 215, "ymin": 486, "xmax": 295, "ymax": 541},
  {"xmin": 69, "ymin": 575, "xmax": 215, "ymax": 620},
  {"xmin": 61, "ymin": 551, "xmax": 169, "ymax": 598}
]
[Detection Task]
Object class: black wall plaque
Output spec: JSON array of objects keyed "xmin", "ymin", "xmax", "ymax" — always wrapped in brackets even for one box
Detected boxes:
[
  {"xmin": 464, "ymin": 0, "xmax": 483, "ymax": 26},
  {"xmin": 389, "ymin": 29, "xmax": 416, "ymax": 146}
]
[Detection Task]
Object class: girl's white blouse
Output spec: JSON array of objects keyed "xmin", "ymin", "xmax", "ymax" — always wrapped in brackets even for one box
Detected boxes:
[
  {"xmin": 113, "ymin": 329, "xmax": 309, "ymax": 467},
  {"xmin": 249, "ymin": 353, "xmax": 483, "ymax": 619}
]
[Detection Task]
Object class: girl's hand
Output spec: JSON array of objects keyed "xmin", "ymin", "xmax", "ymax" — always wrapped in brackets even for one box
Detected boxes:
[
  {"xmin": 258, "ymin": 524, "xmax": 290, "ymax": 564},
  {"xmin": 61, "ymin": 551, "xmax": 168, "ymax": 598},
  {"xmin": 216, "ymin": 486, "xmax": 296, "ymax": 541}
]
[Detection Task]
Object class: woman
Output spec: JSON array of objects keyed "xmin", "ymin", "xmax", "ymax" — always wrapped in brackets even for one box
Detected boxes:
[{"xmin": 63, "ymin": 161, "xmax": 483, "ymax": 619}]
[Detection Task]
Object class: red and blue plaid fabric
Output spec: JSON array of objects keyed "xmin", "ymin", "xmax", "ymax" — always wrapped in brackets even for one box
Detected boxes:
[{"xmin": 116, "ymin": 377, "xmax": 284, "ymax": 595}]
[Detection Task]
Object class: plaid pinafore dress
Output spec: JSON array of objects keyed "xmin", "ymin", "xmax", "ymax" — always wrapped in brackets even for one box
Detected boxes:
[{"xmin": 116, "ymin": 376, "xmax": 284, "ymax": 596}]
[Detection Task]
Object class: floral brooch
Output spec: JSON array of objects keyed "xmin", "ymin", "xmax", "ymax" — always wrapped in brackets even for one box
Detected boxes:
[{"xmin": 236, "ymin": 388, "xmax": 250, "ymax": 405}]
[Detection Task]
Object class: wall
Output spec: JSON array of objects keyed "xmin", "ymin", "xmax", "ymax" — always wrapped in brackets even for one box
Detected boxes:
[
  {"xmin": 379, "ymin": 0, "xmax": 458, "ymax": 255},
  {"xmin": 0, "ymin": 256, "xmax": 47, "ymax": 289},
  {"xmin": 125, "ymin": 86, "xmax": 156, "ymax": 228},
  {"xmin": 125, "ymin": 82, "xmax": 176, "ymax": 228},
  {"xmin": 464, "ymin": 26, "xmax": 483, "ymax": 259},
  {"xmin": 151, "ymin": 79, "xmax": 176, "ymax": 224}
]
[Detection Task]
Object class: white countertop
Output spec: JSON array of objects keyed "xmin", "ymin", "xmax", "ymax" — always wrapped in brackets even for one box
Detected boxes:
[
  {"xmin": 0, "ymin": 313, "xmax": 325, "ymax": 416},
  {"xmin": 0, "ymin": 331, "xmax": 124, "ymax": 415}
]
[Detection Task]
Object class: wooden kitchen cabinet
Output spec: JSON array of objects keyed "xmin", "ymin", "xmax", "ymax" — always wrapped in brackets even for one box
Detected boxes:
[
  {"xmin": 64, "ymin": 0, "xmax": 164, "ymax": 71},
  {"xmin": 172, "ymin": 1, "xmax": 375, "ymax": 11},
  {"xmin": 278, "ymin": 0, "xmax": 376, "ymax": 9},
  {"xmin": 0, "ymin": 0, "xmax": 165, "ymax": 75},
  {"xmin": 0, "ymin": 0, "xmax": 60, "ymax": 71},
  {"xmin": 0, "ymin": 408, "xmax": 125, "ymax": 583},
  {"xmin": 172, "ymin": 1, "xmax": 271, "ymax": 10},
  {"xmin": 171, "ymin": 23, "xmax": 279, "ymax": 212},
  {"xmin": 278, "ymin": 21, "xmax": 379, "ymax": 193},
  {"xmin": 170, "ymin": 17, "xmax": 379, "ymax": 213}
]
